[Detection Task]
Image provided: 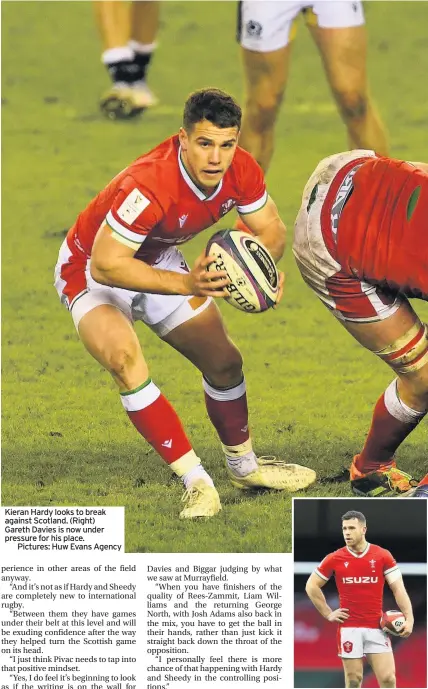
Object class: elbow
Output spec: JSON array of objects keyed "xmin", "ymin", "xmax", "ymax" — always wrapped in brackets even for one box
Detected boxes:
[
  {"xmin": 90, "ymin": 260, "xmax": 114, "ymax": 286},
  {"xmin": 305, "ymin": 581, "xmax": 313, "ymax": 597}
]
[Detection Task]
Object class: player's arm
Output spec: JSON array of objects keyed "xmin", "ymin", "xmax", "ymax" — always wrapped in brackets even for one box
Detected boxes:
[
  {"xmin": 91, "ymin": 223, "xmax": 229, "ymax": 297},
  {"xmin": 238, "ymin": 196, "xmax": 286, "ymax": 263},
  {"xmin": 387, "ymin": 576, "xmax": 414, "ymax": 638},
  {"xmin": 305, "ymin": 572, "xmax": 349, "ymax": 623}
]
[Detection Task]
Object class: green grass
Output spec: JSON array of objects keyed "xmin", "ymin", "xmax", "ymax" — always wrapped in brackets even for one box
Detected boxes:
[{"xmin": 2, "ymin": 1, "xmax": 428, "ymax": 553}]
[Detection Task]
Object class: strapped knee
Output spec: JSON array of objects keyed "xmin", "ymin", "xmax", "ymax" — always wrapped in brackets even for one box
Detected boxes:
[{"xmin": 374, "ymin": 321, "xmax": 428, "ymax": 373}]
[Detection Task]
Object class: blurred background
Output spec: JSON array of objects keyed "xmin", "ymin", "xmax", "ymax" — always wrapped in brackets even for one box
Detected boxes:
[{"xmin": 294, "ymin": 499, "xmax": 427, "ymax": 688}]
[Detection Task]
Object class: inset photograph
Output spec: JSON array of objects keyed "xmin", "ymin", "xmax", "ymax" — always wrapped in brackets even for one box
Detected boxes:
[{"xmin": 294, "ymin": 499, "xmax": 427, "ymax": 688}]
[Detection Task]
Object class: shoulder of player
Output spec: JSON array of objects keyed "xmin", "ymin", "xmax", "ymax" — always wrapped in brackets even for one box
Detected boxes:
[
  {"xmin": 231, "ymin": 145, "xmax": 264, "ymax": 177},
  {"xmin": 127, "ymin": 135, "xmax": 179, "ymax": 192}
]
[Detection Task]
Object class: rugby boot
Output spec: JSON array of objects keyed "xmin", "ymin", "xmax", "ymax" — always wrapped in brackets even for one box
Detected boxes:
[
  {"xmin": 350, "ymin": 456, "xmax": 418, "ymax": 497},
  {"xmin": 228, "ymin": 456, "xmax": 316, "ymax": 492},
  {"xmin": 100, "ymin": 82, "xmax": 158, "ymax": 120},
  {"xmin": 179, "ymin": 480, "xmax": 222, "ymax": 519},
  {"xmin": 403, "ymin": 473, "xmax": 428, "ymax": 498}
]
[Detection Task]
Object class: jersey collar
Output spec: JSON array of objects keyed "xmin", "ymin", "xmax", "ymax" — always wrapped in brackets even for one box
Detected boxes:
[
  {"xmin": 178, "ymin": 146, "xmax": 223, "ymax": 202},
  {"xmin": 346, "ymin": 542, "xmax": 370, "ymax": 558}
]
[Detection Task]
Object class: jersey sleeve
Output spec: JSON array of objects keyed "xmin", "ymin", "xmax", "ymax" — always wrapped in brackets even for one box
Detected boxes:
[
  {"xmin": 235, "ymin": 152, "xmax": 268, "ymax": 215},
  {"xmin": 315, "ymin": 552, "xmax": 336, "ymax": 582},
  {"xmin": 106, "ymin": 175, "xmax": 165, "ymax": 249},
  {"xmin": 383, "ymin": 549, "xmax": 400, "ymax": 578}
]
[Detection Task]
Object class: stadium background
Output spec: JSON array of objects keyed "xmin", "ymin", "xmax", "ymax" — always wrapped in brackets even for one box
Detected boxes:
[
  {"xmin": 2, "ymin": 2, "xmax": 428, "ymax": 553},
  {"xmin": 294, "ymin": 499, "xmax": 427, "ymax": 688}
]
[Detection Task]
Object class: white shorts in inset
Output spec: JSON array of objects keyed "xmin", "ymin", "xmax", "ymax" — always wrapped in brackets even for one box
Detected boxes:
[
  {"xmin": 338, "ymin": 627, "xmax": 392, "ymax": 659},
  {"xmin": 54, "ymin": 242, "xmax": 212, "ymax": 338},
  {"xmin": 238, "ymin": 1, "xmax": 365, "ymax": 52}
]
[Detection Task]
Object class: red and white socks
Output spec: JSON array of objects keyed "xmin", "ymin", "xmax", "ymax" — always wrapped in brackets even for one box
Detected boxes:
[
  {"xmin": 355, "ymin": 379, "xmax": 426, "ymax": 475},
  {"xmin": 203, "ymin": 376, "xmax": 258, "ymax": 477},
  {"xmin": 120, "ymin": 379, "xmax": 212, "ymax": 487}
]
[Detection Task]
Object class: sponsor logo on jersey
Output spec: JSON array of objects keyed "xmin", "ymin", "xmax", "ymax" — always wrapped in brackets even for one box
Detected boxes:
[
  {"xmin": 343, "ymin": 641, "xmax": 353, "ymax": 654},
  {"xmin": 162, "ymin": 439, "xmax": 172, "ymax": 448},
  {"xmin": 221, "ymin": 199, "xmax": 235, "ymax": 215},
  {"xmin": 117, "ymin": 188, "xmax": 150, "ymax": 224},
  {"xmin": 179, "ymin": 214, "xmax": 189, "ymax": 228},
  {"xmin": 344, "ymin": 562, "xmax": 349, "ymax": 568},
  {"xmin": 342, "ymin": 576, "xmax": 379, "ymax": 584}
]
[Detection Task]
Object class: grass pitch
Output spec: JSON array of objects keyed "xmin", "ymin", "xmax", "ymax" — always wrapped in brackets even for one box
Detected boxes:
[{"xmin": 2, "ymin": 1, "xmax": 428, "ymax": 553}]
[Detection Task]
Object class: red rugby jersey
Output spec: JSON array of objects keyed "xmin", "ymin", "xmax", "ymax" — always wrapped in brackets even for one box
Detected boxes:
[
  {"xmin": 334, "ymin": 157, "xmax": 428, "ymax": 299},
  {"xmin": 66, "ymin": 135, "xmax": 267, "ymax": 265},
  {"xmin": 315, "ymin": 543, "xmax": 399, "ymax": 628}
]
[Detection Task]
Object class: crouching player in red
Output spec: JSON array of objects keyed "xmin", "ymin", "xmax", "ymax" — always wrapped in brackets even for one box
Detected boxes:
[
  {"xmin": 54, "ymin": 88, "xmax": 315, "ymax": 519},
  {"xmin": 306, "ymin": 511, "xmax": 413, "ymax": 688},
  {"xmin": 293, "ymin": 150, "xmax": 428, "ymax": 496}
]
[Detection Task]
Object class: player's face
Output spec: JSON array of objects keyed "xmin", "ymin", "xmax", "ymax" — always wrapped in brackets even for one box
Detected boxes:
[
  {"xmin": 342, "ymin": 518, "xmax": 367, "ymax": 549},
  {"xmin": 179, "ymin": 120, "xmax": 239, "ymax": 192}
]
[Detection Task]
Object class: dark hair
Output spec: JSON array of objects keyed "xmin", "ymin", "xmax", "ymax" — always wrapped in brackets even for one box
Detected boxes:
[
  {"xmin": 342, "ymin": 511, "xmax": 366, "ymax": 525},
  {"xmin": 183, "ymin": 88, "xmax": 241, "ymax": 132}
]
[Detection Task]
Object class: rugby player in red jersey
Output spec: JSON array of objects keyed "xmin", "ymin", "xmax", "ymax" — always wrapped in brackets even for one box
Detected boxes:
[
  {"xmin": 306, "ymin": 511, "xmax": 413, "ymax": 688},
  {"xmin": 293, "ymin": 150, "xmax": 428, "ymax": 496},
  {"xmin": 54, "ymin": 88, "xmax": 315, "ymax": 520}
]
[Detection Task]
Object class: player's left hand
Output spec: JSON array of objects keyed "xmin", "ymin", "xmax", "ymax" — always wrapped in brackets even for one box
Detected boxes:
[
  {"xmin": 272, "ymin": 271, "xmax": 284, "ymax": 309},
  {"xmin": 398, "ymin": 618, "xmax": 414, "ymax": 638}
]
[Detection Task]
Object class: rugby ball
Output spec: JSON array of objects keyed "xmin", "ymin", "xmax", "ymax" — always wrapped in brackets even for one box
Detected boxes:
[
  {"xmin": 206, "ymin": 230, "xmax": 279, "ymax": 313},
  {"xmin": 380, "ymin": 610, "xmax": 405, "ymax": 636}
]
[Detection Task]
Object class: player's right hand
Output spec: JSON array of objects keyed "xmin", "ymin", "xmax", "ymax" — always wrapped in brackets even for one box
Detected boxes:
[
  {"xmin": 184, "ymin": 253, "xmax": 231, "ymax": 297},
  {"xmin": 327, "ymin": 608, "xmax": 350, "ymax": 623}
]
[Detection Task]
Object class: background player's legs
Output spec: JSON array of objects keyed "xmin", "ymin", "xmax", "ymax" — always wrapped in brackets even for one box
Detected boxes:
[
  {"xmin": 239, "ymin": 45, "xmax": 292, "ymax": 172},
  {"xmin": 163, "ymin": 302, "xmax": 316, "ymax": 491},
  {"xmin": 367, "ymin": 652, "xmax": 396, "ymax": 688},
  {"xmin": 309, "ymin": 25, "xmax": 388, "ymax": 155},
  {"xmin": 341, "ymin": 301, "xmax": 427, "ymax": 493},
  {"xmin": 341, "ymin": 658, "xmax": 363, "ymax": 688},
  {"xmin": 94, "ymin": 0, "xmax": 158, "ymax": 119},
  {"xmin": 128, "ymin": 0, "xmax": 159, "ymax": 92},
  {"xmin": 77, "ymin": 304, "xmax": 220, "ymax": 517}
]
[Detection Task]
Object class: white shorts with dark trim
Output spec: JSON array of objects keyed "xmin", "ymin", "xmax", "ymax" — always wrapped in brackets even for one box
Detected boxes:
[
  {"xmin": 338, "ymin": 626, "xmax": 392, "ymax": 659},
  {"xmin": 238, "ymin": 1, "xmax": 364, "ymax": 52},
  {"xmin": 54, "ymin": 241, "xmax": 211, "ymax": 337}
]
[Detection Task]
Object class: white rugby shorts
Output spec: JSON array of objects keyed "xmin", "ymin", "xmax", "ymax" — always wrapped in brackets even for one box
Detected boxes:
[
  {"xmin": 54, "ymin": 242, "xmax": 212, "ymax": 337},
  {"xmin": 338, "ymin": 626, "xmax": 392, "ymax": 659},
  {"xmin": 238, "ymin": 1, "xmax": 365, "ymax": 52}
]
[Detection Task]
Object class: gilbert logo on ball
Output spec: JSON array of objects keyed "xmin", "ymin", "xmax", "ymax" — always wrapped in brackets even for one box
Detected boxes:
[
  {"xmin": 205, "ymin": 230, "xmax": 279, "ymax": 313},
  {"xmin": 380, "ymin": 610, "xmax": 405, "ymax": 636}
]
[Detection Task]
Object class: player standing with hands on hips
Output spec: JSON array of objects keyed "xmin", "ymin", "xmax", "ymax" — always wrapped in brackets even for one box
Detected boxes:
[
  {"xmin": 306, "ymin": 511, "xmax": 413, "ymax": 688},
  {"xmin": 54, "ymin": 88, "xmax": 315, "ymax": 520}
]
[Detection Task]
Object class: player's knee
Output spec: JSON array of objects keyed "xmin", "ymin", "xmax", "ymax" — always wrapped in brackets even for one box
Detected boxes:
[
  {"xmin": 347, "ymin": 672, "xmax": 363, "ymax": 688},
  {"xmin": 105, "ymin": 346, "xmax": 140, "ymax": 384},
  {"xmin": 378, "ymin": 670, "xmax": 396, "ymax": 687},
  {"xmin": 246, "ymin": 91, "xmax": 284, "ymax": 132},
  {"xmin": 335, "ymin": 90, "xmax": 368, "ymax": 122},
  {"xmin": 203, "ymin": 347, "xmax": 243, "ymax": 387}
]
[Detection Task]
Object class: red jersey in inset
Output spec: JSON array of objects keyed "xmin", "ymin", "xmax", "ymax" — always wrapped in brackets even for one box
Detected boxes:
[
  {"xmin": 66, "ymin": 135, "xmax": 267, "ymax": 267},
  {"xmin": 335, "ymin": 157, "xmax": 428, "ymax": 299},
  {"xmin": 315, "ymin": 543, "xmax": 399, "ymax": 628}
]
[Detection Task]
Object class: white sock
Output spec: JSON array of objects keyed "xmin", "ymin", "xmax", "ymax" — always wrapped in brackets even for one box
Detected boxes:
[
  {"xmin": 101, "ymin": 46, "xmax": 134, "ymax": 65},
  {"xmin": 182, "ymin": 465, "xmax": 214, "ymax": 489},
  {"xmin": 128, "ymin": 40, "xmax": 157, "ymax": 54},
  {"xmin": 226, "ymin": 452, "xmax": 258, "ymax": 477}
]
